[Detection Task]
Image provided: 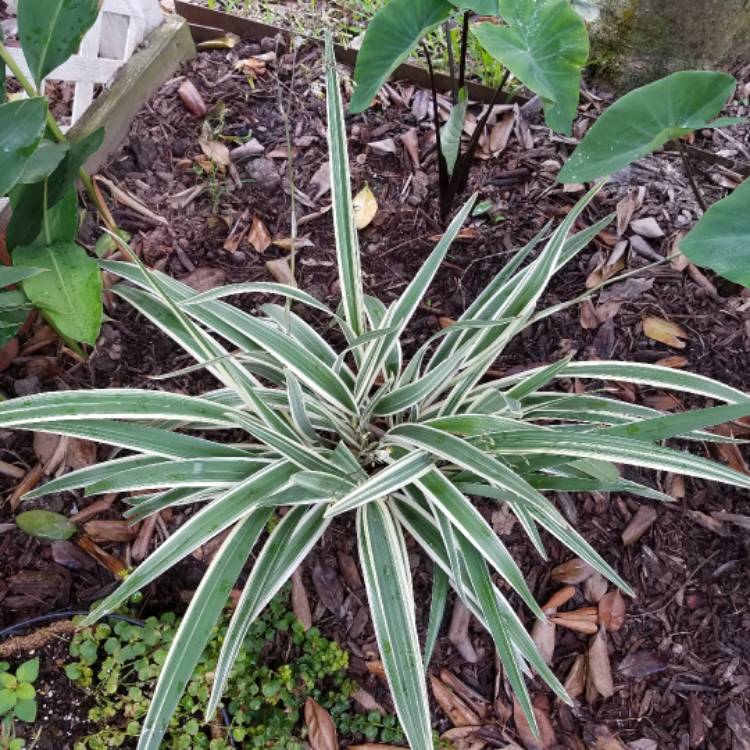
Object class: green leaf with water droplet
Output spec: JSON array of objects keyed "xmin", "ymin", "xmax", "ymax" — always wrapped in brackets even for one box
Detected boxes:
[
  {"xmin": 18, "ymin": 0, "xmax": 100, "ymax": 87},
  {"xmin": 16, "ymin": 509, "xmax": 76, "ymax": 540}
]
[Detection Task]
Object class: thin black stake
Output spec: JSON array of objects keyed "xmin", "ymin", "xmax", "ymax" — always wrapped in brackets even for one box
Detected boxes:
[
  {"xmin": 458, "ymin": 11, "xmax": 471, "ymax": 92},
  {"xmin": 443, "ymin": 69, "xmax": 511, "ymax": 217},
  {"xmin": 444, "ymin": 21, "xmax": 458, "ymax": 105},
  {"xmin": 422, "ymin": 41, "xmax": 451, "ymax": 219},
  {"xmin": 677, "ymin": 140, "xmax": 708, "ymax": 212}
]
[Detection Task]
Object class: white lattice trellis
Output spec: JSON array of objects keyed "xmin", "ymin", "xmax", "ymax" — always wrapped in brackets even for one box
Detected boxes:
[{"xmin": 5, "ymin": 0, "xmax": 163, "ymax": 127}]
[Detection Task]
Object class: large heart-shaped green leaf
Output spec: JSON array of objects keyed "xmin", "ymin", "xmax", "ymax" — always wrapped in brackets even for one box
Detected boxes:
[
  {"xmin": 16, "ymin": 509, "xmax": 76, "ymax": 541},
  {"xmin": 451, "ymin": 0, "xmax": 500, "ymax": 13},
  {"xmin": 18, "ymin": 0, "xmax": 100, "ymax": 87},
  {"xmin": 679, "ymin": 178, "xmax": 750, "ymax": 288},
  {"xmin": 472, "ymin": 0, "xmax": 589, "ymax": 135},
  {"xmin": 13, "ymin": 243, "xmax": 102, "ymax": 345},
  {"xmin": 7, "ymin": 128, "xmax": 104, "ymax": 250},
  {"xmin": 350, "ymin": 0, "xmax": 454, "ymax": 113},
  {"xmin": 0, "ymin": 98, "xmax": 48, "ymax": 195},
  {"xmin": 558, "ymin": 71, "xmax": 742, "ymax": 183}
]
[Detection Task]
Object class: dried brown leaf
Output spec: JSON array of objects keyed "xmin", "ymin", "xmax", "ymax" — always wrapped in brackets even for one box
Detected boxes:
[
  {"xmin": 304, "ymin": 698, "xmax": 337, "ymax": 750},
  {"xmin": 430, "ymin": 675, "xmax": 481, "ymax": 728},
  {"xmin": 265, "ymin": 258, "xmax": 295, "ymax": 285},
  {"xmin": 541, "ymin": 585, "xmax": 576, "ymax": 613},
  {"xmin": 584, "ymin": 572, "xmax": 608, "ymax": 604},
  {"xmin": 598, "ymin": 589, "xmax": 626, "ymax": 632},
  {"xmin": 551, "ymin": 557, "xmax": 594, "ymax": 585},
  {"xmin": 401, "ymin": 128, "xmax": 420, "ymax": 169},
  {"xmin": 642, "ymin": 317, "xmax": 688, "ymax": 349},
  {"xmin": 587, "ymin": 627, "xmax": 614, "ymax": 698},
  {"xmin": 291, "ymin": 568, "xmax": 312, "ymax": 630},
  {"xmin": 247, "ymin": 215, "xmax": 272, "ymax": 253},
  {"xmin": 563, "ymin": 654, "xmax": 587, "ymax": 700},
  {"xmin": 177, "ymin": 80, "xmax": 207, "ymax": 117},
  {"xmin": 84, "ymin": 520, "xmax": 137, "ymax": 544},
  {"xmin": 353, "ymin": 184, "xmax": 378, "ymax": 229},
  {"xmin": 621, "ymin": 506, "xmax": 658, "ymax": 546},
  {"xmin": 531, "ymin": 619, "xmax": 556, "ymax": 665}
]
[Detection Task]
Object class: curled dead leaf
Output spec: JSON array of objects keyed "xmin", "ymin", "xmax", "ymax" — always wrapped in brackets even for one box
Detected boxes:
[
  {"xmin": 265, "ymin": 258, "xmax": 295, "ymax": 285},
  {"xmin": 430, "ymin": 674, "xmax": 481, "ymax": 728},
  {"xmin": 531, "ymin": 619, "xmax": 556, "ymax": 665},
  {"xmin": 583, "ymin": 572, "xmax": 608, "ymax": 604},
  {"xmin": 642, "ymin": 317, "xmax": 688, "ymax": 349},
  {"xmin": 563, "ymin": 654, "xmax": 587, "ymax": 700},
  {"xmin": 247, "ymin": 215, "xmax": 272, "ymax": 253}
]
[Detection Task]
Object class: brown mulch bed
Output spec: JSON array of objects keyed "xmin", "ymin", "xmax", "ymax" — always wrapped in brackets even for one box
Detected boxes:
[{"xmin": 1, "ymin": 30, "xmax": 750, "ymax": 750}]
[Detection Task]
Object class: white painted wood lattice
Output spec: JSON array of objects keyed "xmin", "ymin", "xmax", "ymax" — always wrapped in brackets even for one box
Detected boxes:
[{"xmin": 4, "ymin": 0, "xmax": 163, "ymax": 127}]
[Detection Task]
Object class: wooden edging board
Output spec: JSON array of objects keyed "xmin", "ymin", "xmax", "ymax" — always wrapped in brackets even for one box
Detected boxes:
[{"xmin": 173, "ymin": 0, "xmax": 523, "ymax": 106}]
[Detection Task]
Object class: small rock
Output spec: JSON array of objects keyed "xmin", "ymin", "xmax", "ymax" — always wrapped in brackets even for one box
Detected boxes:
[
  {"xmin": 246, "ymin": 157, "xmax": 281, "ymax": 192},
  {"xmin": 14, "ymin": 375, "xmax": 41, "ymax": 396}
]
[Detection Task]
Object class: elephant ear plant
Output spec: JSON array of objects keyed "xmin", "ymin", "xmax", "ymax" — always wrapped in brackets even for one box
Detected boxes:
[
  {"xmin": 3, "ymin": 36, "xmax": 750, "ymax": 750},
  {"xmin": 0, "ymin": 0, "xmax": 106, "ymax": 349},
  {"xmin": 349, "ymin": 0, "xmax": 590, "ymax": 219}
]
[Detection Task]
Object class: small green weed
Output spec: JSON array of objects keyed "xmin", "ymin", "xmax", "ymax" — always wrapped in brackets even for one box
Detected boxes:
[
  {"xmin": 0, "ymin": 658, "xmax": 39, "ymax": 750},
  {"xmin": 65, "ymin": 591, "xmax": 407, "ymax": 749}
]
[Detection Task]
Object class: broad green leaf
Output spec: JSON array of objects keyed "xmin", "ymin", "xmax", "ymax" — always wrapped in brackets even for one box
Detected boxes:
[
  {"xmin": 350, "ymin": 0, "xmax": 454, "ymax": 113},
  {"xmin": 17, "ymin": 141, "xmax": 70, "ymax": 185},
  {"xmin": 679, "ymin": 177, "xmax": 750, "ymax": 287},
  {"xmin": 358, "ymin": 501, "xmax": 432, "ymax": 750},
  {"xmin": 326, "ymin": 34, "xmax": 366, "ymax": 337},
  {"xmin": 16, "ymin": 510, "xmax": 76, "ymax": 540},
  {"xmin": 442, "ymin": 88, "xmax": 468, "ymax": 176},
  {"xmin": 15, "ymin": 659, "xmax": 39, "ymax": 684},
  {"xmin": 472, "ymin": 0, "xmax": 589, "ymax": 135},
  {"xmin": 0, "ymin": 98, "xmax": 48, "ymax": 195},
  {"xmin": 13, "ymin": 242, "xmax": 102, "ymax": 345},
  {"xmin": 558, "ymin": 72, "xmax": 740, "ymax": 183},
  {"xmin": 44, "ymin": 185, "xmax": 79, "ymax": 244},
  {"xmin": 18, "ymin": 0, "xmax": 100, "ymax": 87},
  {"xmin": 451, "ymin": 0, "xmax": 500, "ymax": 13},
  {"xmin": 7, "ymin": 128, "xmax": 104, "ymax": 250},
  {"xmin": 138, "ymin": 512, "xmax": 271, "ymax": 750},
  {"xmin": 14, "ymin": 698, "xmax": 37, "ymax": 723}
]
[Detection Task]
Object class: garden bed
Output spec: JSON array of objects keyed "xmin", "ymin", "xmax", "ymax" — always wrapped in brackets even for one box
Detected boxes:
[{"xmin": 1, "ymin": 14, "xmax": 750, "ymax": 750}]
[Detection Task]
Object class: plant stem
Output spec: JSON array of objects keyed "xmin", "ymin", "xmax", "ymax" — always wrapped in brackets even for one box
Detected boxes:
[
  {"xmin": 443, "ymin": 21, "xmax": 458, "ymax": 105},
  {"xmin": 0, "ymin": 40, "xmax": 114, "ymax": 229},
  {"xmin": 422, "ymin": 42, "xmax": 450, "ymax": 220},
  {"xmin": 42, "ymin": 180, "xmax": 51, "ymax": 245},
  {"xmin": 677, "ymin": 140, "xmax": 708, "ymax": 212},
  {"xmin": 458, "ymin": 11, "xmax": 470, "ymax": 92}
]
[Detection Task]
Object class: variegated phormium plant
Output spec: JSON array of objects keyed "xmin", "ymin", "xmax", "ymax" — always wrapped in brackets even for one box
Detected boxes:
[{"xmin": 3, "ymin": 36, "xmax": 750, "ymax": 750}]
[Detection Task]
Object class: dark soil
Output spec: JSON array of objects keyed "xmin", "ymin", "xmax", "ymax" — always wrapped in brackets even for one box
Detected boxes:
[{"xmin": 1, "ymin": 24, "xmax": 750, "ymax": 750}]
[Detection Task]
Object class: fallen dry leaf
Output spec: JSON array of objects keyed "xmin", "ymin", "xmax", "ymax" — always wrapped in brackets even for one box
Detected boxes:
[
  {"xmin": 587, "ymin": 627, "xmax": 614, "ymax": 698},
  {"xmin": 272, "ymin": 236, "xmax": 314, "ymax": 252},
  {"xmin": 177, "ymin": 80, "xmax": 207, "ymax": 117},
  {"xmin": 197, "ymin": 32, "xmax": 240, "ymax": 49},
  {"xmin": 531, "ymin": 619, "xmax": 556, "ymax": 665},
  {"xmin": 304, "ymin": 698, "xmax": 337, "ymax": 750},
  {"xmin": 630, "ymin": 217, "xmax": 664, "ymax": 238},
  {"xmin": 717, "ymin": 442, "xmax": 750, "ymax": 475},
  {"xmin": 542, "ymin": 585, "xmax": 576, "ymax": 613},
  {"xmin": 401, "ymin": 128, "xmax": 421, "ymax": 169},
  {"xmin": 513, "ymin": 696, "xmax": 555, "ymax": 750},
  {"xmin": 265, "ymin": 258, "xmax": 295, "ymax": 285},
  {"xmin": 234, "ymin": 57, "xmax": 267, "ymax": 78},
  {"xmin": 366, "ymin": 660, "xmax": 386, "ymax": 680},
  {"xmin": 642, "ymin": 317, "xmax": 688, "ymax": 349},
  {"xmin": 617, "ymin": 650, "xmax": 668, "ymax": 678},
  {"xmin": 182, "ymin": 267, "xmax": 226, "ymax": 292},
  {"xmin": 563, "ymin": 654, "xmax": 587, "ymax": 700},
  {"xmin": 353, "ymin": 184, "xmax": 378, "ymax": 230},
  {"xmin": 291, "ymin": 568, "xmax": 312, "ymax": 630},
  {"xmin": 621, "ymin": 506, "xmax": 658, "ymax": 546},
  {"xmin": 490, "ymin": 110, "xmax": 515, "ymax": 155},
  {"xmin": 369, "ymin": 137, "xmax": 397, "ymax": 156},
  {"xmin": 615, "ymin": 188, "xmax": 644, "ymax": 236},
  {"xmin": 352, "ymin": 688, "xmax": 385, "ymax": 714},
  {"xmin": 76, "ymin": 535, "xmax": 127, "ymax": 577},
  {"xmin": 439, "ymin": 670, "xmax": 492, "ymax": 719},
  {"xmin": 430, "ymin": 674, "xmax": 481, "ymax": 727},
  {"xmin": 84, "ymin": 520, "xmax": 137, "ymax": 544},
  {"xmin": 598, "ymin": 589, "xmax": 626, "ymax": 632},
  {"xmin": 551, "ymin": 557, "xmax": 594, "ymax": 585},
  {"xmin": 448, "ymin": 600, "xmax": 478, "ymax": 663},
  {"xmin": 584, "ymin": 572, "xmax": 608, "ymax": 604},
  {"xmin": 655, "ymin": 355, "xmax": 689, "ymax": 368},
  {"xmin": 309, "ymin": 162, "xmax": 331, "ymax": 202},
  {"xmin": 200, "ymin": 138, "xmax": 231, "ymax": 168},
  {"xmin": 247, "ymin": 215, "xmax": 272, "ymax": 253}
]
